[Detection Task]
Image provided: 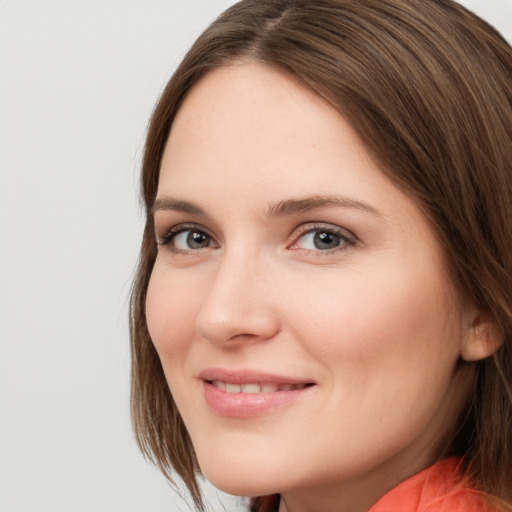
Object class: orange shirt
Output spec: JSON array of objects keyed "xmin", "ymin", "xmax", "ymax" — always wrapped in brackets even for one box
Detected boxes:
[{"xmin": 368, "ymin": 458, "xmax": 495, "ymax": 512}]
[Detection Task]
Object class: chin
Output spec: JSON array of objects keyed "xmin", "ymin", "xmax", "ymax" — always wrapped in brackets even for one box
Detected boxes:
[
  {"xmin": 206, "ymin": 477, "xmax": 270, "ymax": 497},
  {"xmin": 203, "ymin": 471, "xmax": 280, "ymax": 497},
  {"xmin": 198, "ymin": 452, "xmax": 286, "ymax": 497}
]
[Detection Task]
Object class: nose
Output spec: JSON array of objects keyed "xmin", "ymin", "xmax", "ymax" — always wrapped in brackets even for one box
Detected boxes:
[{"xmin": 195, "ymin": 251, "xmax": 281, "ymax": 346}]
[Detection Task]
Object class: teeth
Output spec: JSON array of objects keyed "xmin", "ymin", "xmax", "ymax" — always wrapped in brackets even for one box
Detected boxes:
[
  {"xmin": 211, "ymin": 381, "xmax": 309, "ymax": 393},
  {"xmin": 212, "ymin": 380, "xmax": 226, "ymax": 391},
  {"xmin": 225, "ymin": 383, "xmax": 242, "ymax": 393},
  {"xmin": 241, "ymin": 383, "xmax": 260, "ymax": 393}
]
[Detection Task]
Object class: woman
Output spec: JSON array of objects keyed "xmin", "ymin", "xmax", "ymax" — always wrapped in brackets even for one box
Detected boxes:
[{"xmin": 130, "ymin": 0, "xmax": 512, "ymax": 510}]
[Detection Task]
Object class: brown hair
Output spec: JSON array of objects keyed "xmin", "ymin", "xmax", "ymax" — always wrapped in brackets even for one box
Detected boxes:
[{"xmin": 130, "ymin": 0, "xmax": 512, "ymax": 509}]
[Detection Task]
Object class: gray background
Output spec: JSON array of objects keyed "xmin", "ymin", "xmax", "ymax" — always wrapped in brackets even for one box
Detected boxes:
[{"xmin": 1, "ymin": 1, "xmax": 511, "ymax": 511}]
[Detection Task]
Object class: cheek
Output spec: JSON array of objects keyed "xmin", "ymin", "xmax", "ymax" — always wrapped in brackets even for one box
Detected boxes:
[
  {"xmin": 286, "ymin": 263, "xmax": 459, "ymax": 373},
  {"xmin": 145, "ymin": 262, "xmax": 199, "ymax": 362}
]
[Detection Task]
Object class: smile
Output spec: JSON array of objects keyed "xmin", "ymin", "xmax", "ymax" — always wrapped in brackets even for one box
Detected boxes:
[
  {"xmin": 200, "ymin": 371, "xmax": 316, "ymax": 417},
  {"xmin": 209, "ymin": 380, "xmax": 311, "ymax": 393}
]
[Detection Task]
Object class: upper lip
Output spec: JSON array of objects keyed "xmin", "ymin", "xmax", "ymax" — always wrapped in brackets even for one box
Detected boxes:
[{"xmin": 198, "ymin": 368, "xmax": 315, "ymax": 385}]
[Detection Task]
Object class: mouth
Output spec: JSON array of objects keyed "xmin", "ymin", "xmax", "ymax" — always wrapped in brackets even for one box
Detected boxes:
[
  {"xmin": 199, "ymin": 369, "xmax": 316, "ymax": 417},
  {"xmin": 208, "ymin": 380, "xmax": 313, "ymax": 393}
]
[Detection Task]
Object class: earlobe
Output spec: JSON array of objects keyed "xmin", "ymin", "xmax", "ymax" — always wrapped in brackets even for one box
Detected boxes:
[{"xmin": 461, "ymin": 311, "xmax": 503, "ymax": 362}]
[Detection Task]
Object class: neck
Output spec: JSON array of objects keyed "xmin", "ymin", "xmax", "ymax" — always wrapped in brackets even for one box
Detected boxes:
[{"xmin": 277, "ymin": 449, "xmax": 440, "ymax": 512}]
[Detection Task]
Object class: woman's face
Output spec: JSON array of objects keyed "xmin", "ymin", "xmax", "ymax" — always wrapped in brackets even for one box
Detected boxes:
[{"xmin": 146, "ymin": 63, "xmax": 475, "ymax": 512}]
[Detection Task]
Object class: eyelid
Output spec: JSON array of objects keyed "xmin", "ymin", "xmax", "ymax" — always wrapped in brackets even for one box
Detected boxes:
[
  {"xmin": 156, "ymin": 222, "xmax": 217, "ymax": 249},
  {"xmin": 287, "ymin": 223, "xmax": 356, "ymax": 251}
]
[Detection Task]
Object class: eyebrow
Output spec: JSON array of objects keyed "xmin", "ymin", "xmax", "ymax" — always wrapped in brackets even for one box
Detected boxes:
[
  {"xmin": 151, "ymin": 197, "xmax": 207, "ymax": 216},
  {"xmin": 151, "ymin": 194, "xmax": 381, "ymax": 217},
  {"xmin": 267, "ymin": 195, "xmax": 381, "ymax": 217}
]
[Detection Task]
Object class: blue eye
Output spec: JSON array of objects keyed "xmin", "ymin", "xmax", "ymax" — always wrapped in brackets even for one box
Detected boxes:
[
  {"xmin": 159, "ymin": 226, "xmax": 216, "ymax": 251},
  {"xmin": 294, "ymin": 227, "xmax": 353, "ymax": 251}
]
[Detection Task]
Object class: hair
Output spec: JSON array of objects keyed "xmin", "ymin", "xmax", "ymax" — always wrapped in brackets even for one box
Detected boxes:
[{"xmin": 130, "ymin": 0, "xmax": 512, "ymax": 510}]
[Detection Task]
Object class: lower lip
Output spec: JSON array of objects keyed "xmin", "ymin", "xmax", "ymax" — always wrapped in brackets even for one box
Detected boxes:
[{"xmin": 203, "ymin": 381, "xmax": 314, "ymax": 417}]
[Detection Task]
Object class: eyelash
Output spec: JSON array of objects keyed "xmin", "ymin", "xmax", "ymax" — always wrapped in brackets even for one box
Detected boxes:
[
  {"xmin": 288, "ymin": 224, "xmax": 355, "ymax": 254},
  {"xmin": 156, "ymin": 223, "xmax": 356, "ymax": 255},
  {"xmin": 157, "ymin": 223, "xmax": 216, "ymax": 253}
]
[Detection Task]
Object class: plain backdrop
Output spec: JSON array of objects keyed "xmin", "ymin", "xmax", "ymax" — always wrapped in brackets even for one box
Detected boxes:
[{"xmin": 1, "ymin": 1, "xmax": 511, "ymax": 511}]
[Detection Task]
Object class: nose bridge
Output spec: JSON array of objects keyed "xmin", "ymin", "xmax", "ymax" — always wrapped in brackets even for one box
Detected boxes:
[{"xmin": 195, "ymin": 243, "xmax": 279, "ymax": 345}]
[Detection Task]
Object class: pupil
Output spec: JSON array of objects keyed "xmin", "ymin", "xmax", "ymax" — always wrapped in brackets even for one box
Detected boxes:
[
  {"xmin": 314, "ymin": 231, "xmax": 339, "ymax": 250},
  {"xmin": 188, "ymin": 231, "xmax": 209, "ymax": 248}
]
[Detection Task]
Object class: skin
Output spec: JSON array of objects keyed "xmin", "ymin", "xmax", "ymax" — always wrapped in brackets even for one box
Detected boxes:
[{"xmin": 146, "ymin": 62, "xmax": 485, "ymax": 512}]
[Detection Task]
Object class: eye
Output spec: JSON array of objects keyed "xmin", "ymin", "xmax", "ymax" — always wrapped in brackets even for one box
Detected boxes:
[
  {"xmin": 290, "ymin": 225, "xmax": 355, "ymax": 252},
  {"xmin": 173, "ymin": 230, "xmax": 214, "ymax": 250},
  {"xmin": 158, "ymin": 225, "xmax": 217, "ymax": 251}
]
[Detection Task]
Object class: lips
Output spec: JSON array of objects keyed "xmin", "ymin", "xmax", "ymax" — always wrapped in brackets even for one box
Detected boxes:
[
  {"xmin": 199, "ymin": 368, "xmax": 314, "ymax": 385},
  {"xmin": 199, "ymin": 368, "xmax": 316, "ymax": 417},
  {"xmin": 210, "ymin": 380, "xmax": 310, "ymax": 393}
]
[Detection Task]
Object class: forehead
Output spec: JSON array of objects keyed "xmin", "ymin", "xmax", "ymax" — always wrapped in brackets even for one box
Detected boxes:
[{"xmin": 159, "ymin": 63, "xmax": 386, "ymax": 203}]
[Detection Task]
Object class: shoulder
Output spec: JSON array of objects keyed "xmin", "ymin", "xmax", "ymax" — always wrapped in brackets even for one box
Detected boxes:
[{"xmin": 368, "ymin": 457, "xmax": 495, "ymax": 512}]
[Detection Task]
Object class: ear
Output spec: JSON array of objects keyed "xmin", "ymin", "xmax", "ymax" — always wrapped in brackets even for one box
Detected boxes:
[{"xmin": 461, "ymin": 310, "xmax": 503, "ymax": 362}]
